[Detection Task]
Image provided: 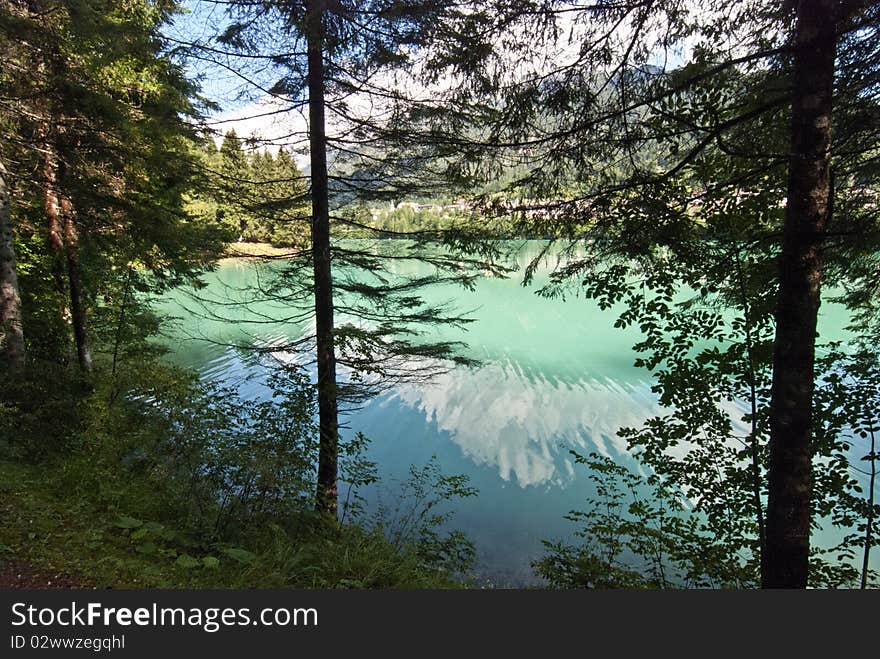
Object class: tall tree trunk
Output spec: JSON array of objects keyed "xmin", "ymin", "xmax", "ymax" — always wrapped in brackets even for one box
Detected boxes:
[
  {"xmin": 0, "ymin": 159, "xmax": 25, "ymax": 370},
  {"xmin": 59, "ymin": 188, "xmax": 92, "ymax": 373},
  {"xmin": 763, "ymin": 0, "xmax": 837, "ymax": 589},
  {"xmin": 33, "ymin": 1, "xmax": 65, "ymax": 295},
  {"xmin": 306, "ymin": 0, "xmax": 339, "ymax": 517},
  {"xmin": 41, "ymin": 140, "xmax": 67, "ymax": 295}
]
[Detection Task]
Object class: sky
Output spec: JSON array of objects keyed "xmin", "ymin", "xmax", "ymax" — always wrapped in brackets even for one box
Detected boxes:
[
  {"xmin": 165, "ymin": 0, "xmax": 260, "ymax": 115},
  {"xmin": 161, "ymin": 0, "xmax": 701, "ymax": 167},
  {"xmin": 162, "ymin": 1, "xmax": 310, "ymax": 162}
]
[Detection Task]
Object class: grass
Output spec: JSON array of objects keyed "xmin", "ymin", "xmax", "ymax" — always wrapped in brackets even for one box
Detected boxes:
[{"xmin": 0, "ymin": 454, "xmax": 466, "ymax": 589}]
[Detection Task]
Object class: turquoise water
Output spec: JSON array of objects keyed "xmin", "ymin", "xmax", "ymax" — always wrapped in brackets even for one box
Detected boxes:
[{"xmin": 155, "ymin": 241, "xmax": 857, "ymax": 585}]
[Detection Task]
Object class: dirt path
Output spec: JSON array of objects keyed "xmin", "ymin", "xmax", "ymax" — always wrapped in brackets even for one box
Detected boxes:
[{"xmin": 0, "ymin": 559, "xmax": 90, "ymax": 589}]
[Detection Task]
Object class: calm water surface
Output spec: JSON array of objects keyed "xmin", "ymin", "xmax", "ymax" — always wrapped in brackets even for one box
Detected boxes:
[{"xmin": 156, "ymin": 241, "xmax": 854, "ymax": 585}]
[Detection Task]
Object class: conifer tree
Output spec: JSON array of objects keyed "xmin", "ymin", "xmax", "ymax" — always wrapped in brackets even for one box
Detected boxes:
[
  {"xmin": 1, "ymin": 0, "xmax": 225, "ymax": 370},
  {"xmin": 178, "ymin": 0, "xmax": 503, "ymax": 516}
]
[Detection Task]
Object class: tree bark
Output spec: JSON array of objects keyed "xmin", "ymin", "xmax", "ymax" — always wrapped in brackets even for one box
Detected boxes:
[
  {"xmin": 59, "ymin": 187, "xmax": 92, "ymax": 374},
  {"xmin": 41, "ymin": 139, "xmax": 67, "ymax": 296},
  {"xmin": 763, "ymin": 0, "xmax": 837, "ymax": 589},
  {"xmin": 0, "ymin": 159, "xmax": 25, "ymax": 370},
  {"xmin": 306, "ymin": 0, "xmax": 339, "ymax": 517},
  {"xmin": 42, "ymin": 141, "xmax": 92, "ymax": 373}
]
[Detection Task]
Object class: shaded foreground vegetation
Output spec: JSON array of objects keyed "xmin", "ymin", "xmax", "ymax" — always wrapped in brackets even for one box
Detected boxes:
[{"xmin": 1, "ymin": 360, "xmax": 475, "ymax": 588}]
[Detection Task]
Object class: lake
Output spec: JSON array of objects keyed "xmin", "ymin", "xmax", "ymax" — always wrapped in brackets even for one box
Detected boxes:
[{"xmin": 155, "ymin": 240, "xmax": 856, "ymax": 586}]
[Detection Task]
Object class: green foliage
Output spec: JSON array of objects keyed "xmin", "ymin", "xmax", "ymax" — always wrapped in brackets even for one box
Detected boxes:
[
  {"xmin": 1, "ymin": 365, "xmax": 91, "ymax": 460},
  {"xmin": 52, "ymin": 359, "xmax": 318, "ymax": 542},
  {"xmin": 190, "ymin": 133, "xmax": 309, "ymax": 247},
  {"xmin": 0, "ymin": 353, "xmax": 472, "ymax": 588},
  {"xmin": 338, "ymin": 431, "xmax": 379, "ymax": 524},
  {"xmin": 340, "ymin": 203, "xmax": 465, "ymax": 237},
  {"xmin": 813, "ymin": 342, "xmax": 880, "ymax": 588},
  {"xmin": 534, "ymin": 452, "xmax": 751, "ymax": 589},
  {"xmin": 535, "ymin": 231, "xmax": 879, "ymax": 587},
  {"xmin": 0, "ymin": 449, "xmax": 465, "ymax": 588},
  {"xmin": 530, "ymin": 148, "xmax": 878, "ymax": 587},
  {"xmin": 371, "ymin": 456, "xmax": 478, "ymax": 577}
]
